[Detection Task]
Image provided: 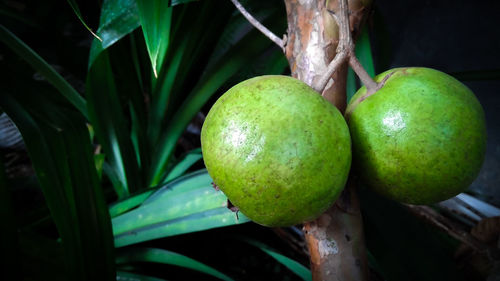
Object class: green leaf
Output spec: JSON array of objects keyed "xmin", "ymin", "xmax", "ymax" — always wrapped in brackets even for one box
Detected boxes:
[
  {"xmin": 116, "ymin": 247, "xmax": 234, "ymax": 281},
  {"xmin": 147, "ymin": 1, "xmax": 233, "ymax": 146},
  {"xmin": 0, "ymin": 90, "xmax": 115, "ymax": 280},
  {"xmin": 94, "ymin": 153, "xmax": 106, "ymax": 179},
  {"xmin": 116, "ymin": 271, "xmax": 167, "ymax": 281},
  {"xmin": 241, "ymin": 238, "xmax": 312, "ymax": 281},
  {"xmin": 86, "ymin": 51, "xmax": 142, "ymax": 198},
  {"xmin": 109, "ymin": 168, "xmax": 212, "ymax": 219},
  {"xmin": 355, "ymin": 26, "xmax": 376, "ymax": 77},
  {"xmin": 88, "ymin": 0, "xmax": 140, "ymax": 68},
  {"xmin": 0, "ymin": 25, "xmax": 88, "ymax": 119},
  {"xmin": 113, "ymin": 170, "xmax": 249, "ymax": 247},
  {"xmin": 164, "ymin": 148, "xmax": 202, "ymax": 183},
  {"xmin": 88, "ymin": 0, "xmax": 200, "ymax": 70},
  {"xmin": 109, "ymin": 189, "xmax": 155, "ymax": 218},
  {"xmin": 149, "ymin": 25, "xmax": 277, "ymax": 186},
  {"xmin": 136, "ymin": 0, "xmax": 172, "ymax": 77},
  {"xmin": 66, "ymin": 0, "xmax": 102, "ymax": 41}
]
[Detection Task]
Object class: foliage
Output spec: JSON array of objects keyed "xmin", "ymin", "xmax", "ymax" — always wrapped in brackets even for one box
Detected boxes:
[{"xmin": 0, "ymin": 0, "xmax": 293, "ymax": 280}]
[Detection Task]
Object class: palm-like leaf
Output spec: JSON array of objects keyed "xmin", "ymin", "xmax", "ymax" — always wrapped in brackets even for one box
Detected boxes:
[{"xmin": 113, "ymin": 170, "xmax": 249, "ymax": 248}]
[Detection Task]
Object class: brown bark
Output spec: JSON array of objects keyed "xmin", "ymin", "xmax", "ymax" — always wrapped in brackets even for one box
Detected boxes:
[
  {"xmin": 304, "ymin": 180, "xmax": 368, "ymax": 281},
  {"xmin": 284, "ymin": 0, "xmax": 370, "ymax": 112},
  {"xmin": 284, "ymin": 1, "xmax": 371, "ymax": 280}
]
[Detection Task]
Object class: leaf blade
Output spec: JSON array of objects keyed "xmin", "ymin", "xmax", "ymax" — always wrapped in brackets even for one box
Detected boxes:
[
  {"xmin": 0, "ymin": 25, "xmax": 88, "ymax": 119},
  {"xmin": 241, "ymin": 238, "xmax": 312, "ymax": 281},
  {"xmin": 113, "ymin": 170, "xmax": 249, "ymax": 247},
  {"xmin": 164, "ymin": 148, "xmax": 202, "ymax": 183},
  {"xmin": 149, "ymin": 28, "xmax": 276, "ymax": 186},
  {"xmin": 66, "ymin": 0, "xmax": 102, "ymax": 41},
  {"xmin": 0, "ymin": 91, "xmax": 115, "ymax": 280},
  {"xmin": 86, "ymin": 51, "xmax": 143, "ymax": 198},
  {"xmin": 116, "ymin": 247, "xmax": 234, "ymax": 281},
  {"xmin": 88, "ymin": 0, "xmax": 140, "ymax": 68},
  {"xmin": 136, "ymin": 0, "xmax": 172, "ymax": 77}
]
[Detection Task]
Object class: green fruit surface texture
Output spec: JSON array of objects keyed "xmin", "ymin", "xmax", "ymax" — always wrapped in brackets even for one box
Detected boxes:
[
  {"xmin": 346, "ymin": 67, "xmax": 486, "ymax": 205},
  {"xmin": 201, "ymin": 75, "xmax": 351, "ymax": 227}
]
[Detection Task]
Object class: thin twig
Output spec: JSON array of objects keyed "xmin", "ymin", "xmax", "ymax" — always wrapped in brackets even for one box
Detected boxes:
[
  {"xmin": 314, "ymin": 0, "xmax": 381, "ymax": 96},
  {"xmin": 348, "ymin": 55, "xmax": 378, "ymax": 93},
  {"xmin": 313, "ymin": 0, "xmax": 352, "ymax": 93},
  {"xmin": 229, "ymin": 0, "xmax": 284, "ymax": 51},
  {"xmin": 313, "ymin": 51, "xmax": 348, "ymax": 93}
]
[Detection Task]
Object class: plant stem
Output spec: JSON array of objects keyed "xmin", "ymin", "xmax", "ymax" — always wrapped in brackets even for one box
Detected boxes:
[
  {"xmin": 314, "ymin": 0, "xmax": 379, "ymax": 96},
  {"xmin": 312, "ymin": 0, "xmax": 353, "ymax": 93},
  {"xmin": 348, "ymin": 55, "xmax": 378, "ymax": 94},
  {"xmin": 229, "ymin": 0, "xmax": 284, "ymax": 51},
  {"xmin": 284, "ymin": 0, "xmax": 372, "ymax": 280}
]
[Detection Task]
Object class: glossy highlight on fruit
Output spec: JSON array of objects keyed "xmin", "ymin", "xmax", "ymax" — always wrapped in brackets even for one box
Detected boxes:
[
  {"xmin": 346, "ymin": 67, "xmax": 486, "ymax": 205},
  {"xmin": 201, "ymin": 75, "xmax": 351, "ymax": 227}
]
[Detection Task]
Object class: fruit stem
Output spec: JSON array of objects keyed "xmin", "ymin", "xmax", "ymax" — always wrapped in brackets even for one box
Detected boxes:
[
  {"xmin": 229, "ymin": 0, "xmax": 285, "ymax": 52},
  {"xmin": 313, "ymin": 0, "xmax": 379, "ymax": 96},
  {"xmin": 348, "ymin": 55, "xmax": 378, "ymax": 94}
]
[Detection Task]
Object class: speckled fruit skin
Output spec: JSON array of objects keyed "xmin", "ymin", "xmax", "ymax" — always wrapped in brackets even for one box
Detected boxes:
[
  {"xmin": 346, "ymin": 67, "xmax": 486, "ymax": 205},
  {"xmin": 201, "ymin": 75, "xmax": 351, "ymax": 227}
]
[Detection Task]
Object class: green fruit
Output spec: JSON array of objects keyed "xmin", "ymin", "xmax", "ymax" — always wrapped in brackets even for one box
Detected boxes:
[
  {"xmin": 201, "ymin": 75, "xmax": 351, "ymax": 227},
  {"xmin": 346, "ymin": 67, "xmax": 486, "ymax": 205}
]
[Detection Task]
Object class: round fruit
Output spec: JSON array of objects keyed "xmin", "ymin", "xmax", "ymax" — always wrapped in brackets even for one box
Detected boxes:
[
  {"xmin": 346, "ymin": 67, "xmax": 486, "ymax": 205},
  {"xmin": 201, "ymin": 75, "xmax": 351, "ymax": 227}
]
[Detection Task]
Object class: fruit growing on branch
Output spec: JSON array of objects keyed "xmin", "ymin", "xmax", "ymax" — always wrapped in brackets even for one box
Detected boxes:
[
  {"xmin": 346, "ymin": 67, "xmax": 487, "ymax": 204},
  {"xmin": 201, "ymin": 75, "xmax": 352, "ymax": 226}
]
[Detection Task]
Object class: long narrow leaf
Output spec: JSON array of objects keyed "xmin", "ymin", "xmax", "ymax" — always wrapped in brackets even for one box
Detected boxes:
[
  {"xmin": 136, "ymin": 0, "xmax": 172, "ymax": 77},
  {"xmin": 241, "ymin": 238, "xmax": 312, "ymax": 281},
  {"xmin": 113, "ymin": 170, "xmax": 249, "ymax": 247},
  {"xmin": 0, "ymin": 90, "xmax": 115, "ymax": 280},
  {"xmin": 147, "ymin": 1, "xmax": 233, "ymax": 146},
  {"xmin": 149, "ymin": 27, "xmax": 277, "ymax": 186},
  {"xmin": 0, "ymin": 25, "xmax": 88, "ymax": 118},
  {"xmin": 109, "ymin": 189, "xmax": 155, "ymax": 218},
  {"xmin": 116, "ymin": 248, "xmax": 234, "ymax": 281},
  {"xmin": 88, "ymin": 0, "xmax": 200, "ymax": 69},
  {"xmin": 109, "ymin": 168, "xmax": 209, "ymax": 218},
  {"xmin": 86, "ymin": 51, "xmax": 142, "ymax": 198},
  {"xmin": 164, "ymin": 148, "xmax": 202, "ymax": 183},
  {"xmin": 88, "ymin": 0, "xmax": 140, "ymax": 68},
  {"xmin": 116, "ymin": 271, "xmax": 167, "ymax": 281},
  {"xmin": 66, "ymin": 0, "xmax": 102, "ymax": 41}
]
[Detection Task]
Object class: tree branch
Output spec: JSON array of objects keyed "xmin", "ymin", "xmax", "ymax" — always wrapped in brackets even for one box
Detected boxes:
[
  {"xmin": 348, "ymin": 55, "xmax": 378, "ymax": 93},
  {"xmin": 229, "ymin": 0, "xmax": 284, "ymax": 51},
  {"xmin": 283, "ymin": 1, "xmax": 373, "ymax": 280},
  {"xmin": 313, "ymin": 0, "xmax": 381, "ymax": 96},
  {"xmin": 312, "ymin": 0, "xmax": 352, "ymax": 93}
]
